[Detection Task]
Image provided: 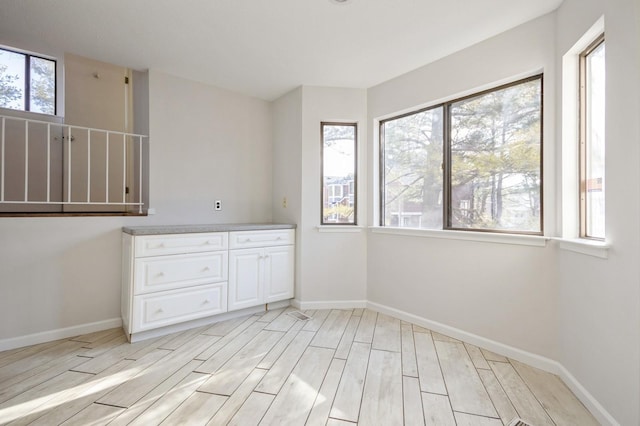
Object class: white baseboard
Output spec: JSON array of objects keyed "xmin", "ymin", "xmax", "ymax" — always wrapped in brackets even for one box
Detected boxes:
[
  {"xmin": 128, "ymin": 305, "xmax": 267, "ymax": 343},
  {"xmin": 0, "ymin": 318, "xmax": 122, "ymax": 352},
  {"xmin": 0, "ymin": 300, "xmax": 620, "ymax": 425},
  {"xmin": 555, "ymin": 363, "xmax": 621, "ymax": 426},
  {"xmin": 291, "ymin": 299, "xmax": 367, "ymax": 310},
  {"xmin": 365, "ymin": 301, "xmax": 619, "ymax": 426}
]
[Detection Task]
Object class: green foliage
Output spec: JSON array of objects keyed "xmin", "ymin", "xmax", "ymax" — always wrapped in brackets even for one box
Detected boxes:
[
  {"xmin": 383, "ymin": 78, "xmax": 542, "ymax": 232},
  {"xmin": 323, "ymin": 204, "xmax": 354, "ymax": 223},
  {"xmin": 0, "ymin": 64, "xmax": 22, "ymax": 108},
  {"xmin": 30, "ymin": 58, "xmax": 55, "ymax": 114}
]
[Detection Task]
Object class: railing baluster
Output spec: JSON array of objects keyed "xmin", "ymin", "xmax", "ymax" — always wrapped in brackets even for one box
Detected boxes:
[
  {"xmin": 139, "ymin": 135, "xmax": 143, "ymax": 214},
  {"xmin": 87, "ymin": 129, "xmax": 91, "ymax": 203},
  {"xmin": 24, "ymin": 120, "xmax": 28, "ymax": 202},
  {"xmin": 122, "ymin": 134, "xmax": 126, "ymax": 204},
  {"xmin": 68, "ymin": 126, "xmax": 72, "ymax": 203},
  {"xmin": 1, "ymin": 117, "xmax": 5, "ymax": 202},
  {"xmin": 0, "ymin": 115, "xmax": 146, "ymax": 209},
  {"xmin": 46, "ymin": 123, "xmax": 51, "ymax": 203},
  {"xmin": 105, "ymin": 131, "xmax": 110, "ymax": 203}
]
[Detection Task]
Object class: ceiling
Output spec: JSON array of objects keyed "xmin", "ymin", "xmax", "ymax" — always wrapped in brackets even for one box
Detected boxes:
[{"xmin": 0, "ymin": 0, "xmax": 563, "ymax": 101}]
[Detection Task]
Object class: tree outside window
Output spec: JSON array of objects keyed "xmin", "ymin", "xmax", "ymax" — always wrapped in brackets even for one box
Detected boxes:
[{"xmin": 0, "ymin": 48, "xmax": 56, "ymax": 115}]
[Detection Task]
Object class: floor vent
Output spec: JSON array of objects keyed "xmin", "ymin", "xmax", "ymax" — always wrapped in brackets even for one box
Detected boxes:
[
  {"xmin": 508, "ymin": 419, "xmax": 533, "ymax": 426},
  {"xmin": 287, "ymin": 311, "xmax": 312, "ymax": 321}
]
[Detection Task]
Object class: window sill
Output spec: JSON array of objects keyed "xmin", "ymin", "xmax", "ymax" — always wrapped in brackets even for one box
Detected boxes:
[
  {"xmin": 317, "ymin": 226, "xmax": 364, "ymax": 233},
  {"xmin": 369, "ymin": 227, "xmax": 548, "ymax": 247},
  {"xmin": 554, "ymin": 238, "xmax": 609, "ymax": 259}
]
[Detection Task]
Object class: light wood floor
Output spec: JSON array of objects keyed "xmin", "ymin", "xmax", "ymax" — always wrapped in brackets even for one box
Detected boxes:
[{"xmin": 0, "ymin": 308, "xmax": 599, "ymax": 425}]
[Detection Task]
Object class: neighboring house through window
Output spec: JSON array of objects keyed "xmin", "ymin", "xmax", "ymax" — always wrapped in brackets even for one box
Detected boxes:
[{"xmin": 321, "ymin": 122, "xmax": 357, "ymax": 225}]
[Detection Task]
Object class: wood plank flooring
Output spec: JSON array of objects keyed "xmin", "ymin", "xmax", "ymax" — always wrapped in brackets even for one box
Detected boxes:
[{"xmin": 0, "ymin": 308, "xmax": 599, "ymax": 425}]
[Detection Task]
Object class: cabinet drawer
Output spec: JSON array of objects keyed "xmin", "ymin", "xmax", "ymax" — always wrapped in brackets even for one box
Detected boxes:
[
  {"xmin": 229, "ymin": 229, "xmax": 294, "ymax": 249},
  {"xmin": 135, "ymin": 232, "xmax": 228, "ymax": 257},
  {"xmin": 131, "ymin": 283, "xmax": 227, "ymax": 332},
  {"xmin": 134, "ymin": 252, "xmax": 228, "ymax": 294}
]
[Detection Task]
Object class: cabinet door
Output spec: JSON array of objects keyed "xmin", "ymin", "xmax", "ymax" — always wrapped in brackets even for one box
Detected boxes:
[
  {"xmin": 228, "ymin": 248, "xmax": 263, "ymax": 311},
  {"xmin": 264, "ymin": 245, "xmax": 294, "ymax": 303}
]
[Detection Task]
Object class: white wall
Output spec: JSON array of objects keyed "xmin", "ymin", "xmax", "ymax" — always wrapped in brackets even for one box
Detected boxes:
[
  {"xmin": 555, "ymin": 0, "xmax": 640, "ymax": 424},
  {"xmin": 366, "ymin": 14, "xmax": 559, "ymax": 358},
  {"xmin": 272, "ymin": 87, "xmax": 303, "ymax": 298},
  {"xmin": 0, "ymin": 70, "xmax": 274, "ymax": 343},
  {"xmin": 272, "ymin": 86, "xmax": 368, "ymax": 305},
  {"xmin": 299, "ymin": 87, "xmax": 368, "ymax": 304},
  {"xmin": 146, "ymin": 70, "xmax": 273, "ymax": 224}
]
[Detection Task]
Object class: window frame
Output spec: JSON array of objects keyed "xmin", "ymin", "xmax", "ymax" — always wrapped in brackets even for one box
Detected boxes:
[
  {"xmin": 321, "ymin": 121, "xmax": 358, "ymax": 226},
  {"xmin": 0, "ymin": 46, "xmax": 57, "ymax": 116},
  {"xmin": 379, "ymin": 74, "xmax": 544, "ymax": 235},
  {"xmin": 579, "ymin": 34, "xmax": 605, "ymax": 240}
]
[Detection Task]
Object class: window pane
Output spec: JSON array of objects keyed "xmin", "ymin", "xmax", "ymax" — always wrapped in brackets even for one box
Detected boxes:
[
  {"xmin": 450, "ymin": 78, "xmax": 542, "ymax": 232},
  {"xmin": 585, "ymin": 41, "xmax": 605, "ymax": 239},
  {"xmin": 382, "ymin": 107, "xmax": 444, "ymax": 229},
  {"xmin": 30, "ymin": 56, "xmax": 56, "ymax": 115},
  {"xmin": 0, "ymin": 49, "xmax": 26, "ymax": 111},
  {"xmin": 322, "ymin": 124, "xmax": 356, "ymax": 224}
]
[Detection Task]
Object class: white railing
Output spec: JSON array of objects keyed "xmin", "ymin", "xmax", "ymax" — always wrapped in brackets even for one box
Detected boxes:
[{"xmin": 0, "ymin": 114, "xmax": 148, "ymax": 214}]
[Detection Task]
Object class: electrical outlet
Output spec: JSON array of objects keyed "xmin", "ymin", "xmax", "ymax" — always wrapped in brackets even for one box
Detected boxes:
[
  {"xmin": 282, "ymin": 197, "xmax": 287, "ymax": 208},
  {"xmin": 214, "ymin": 200, "xmax": 222, "ymax": 211}
]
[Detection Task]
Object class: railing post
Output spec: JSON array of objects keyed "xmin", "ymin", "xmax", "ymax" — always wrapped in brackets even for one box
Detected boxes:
[
  {"xmin": 139, "ymin": 135, "xmax": 143, "ymax": 214},
  {"xmin": 24, "ymin": 120, "xmax": 29, "ymax": 202},
  {"xmin": 105, "ymin": 131, "xmax": 110, "ymax": 203},
  {"xmin": 47, "ymin": 123, "xmax": 51, "ymax": 203},
  {"xmin": 1, "ymin": 117, "xmax": 4, "ymax": 203},
  {"xmin": 67, "ymin": 126, "xmax": 72, "ymax": 203},
  {"xmin": 87, "ymin": 129, "xmax": 91, "ymax": 203},
  {"xmin": 122, "ymin": 133, "xmax": 127, "ymax": 204}
]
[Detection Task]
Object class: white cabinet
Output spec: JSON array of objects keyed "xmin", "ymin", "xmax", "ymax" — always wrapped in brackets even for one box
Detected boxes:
[
  {"xmin": 122, "ymin": 232, "xmax": 229, "ymax": 340},
  {"xmin": 228, "ymin": 230, "xmax": 295, "ymax": 312},
  {"xmin": 122, "ymin": 226, "xmax": 295, "ymax": 342}
]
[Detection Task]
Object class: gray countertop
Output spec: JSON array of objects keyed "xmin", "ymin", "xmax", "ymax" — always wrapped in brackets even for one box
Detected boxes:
[{"xmin": 122, "ymin": 223, "xmax": 296, "ymax": 236}]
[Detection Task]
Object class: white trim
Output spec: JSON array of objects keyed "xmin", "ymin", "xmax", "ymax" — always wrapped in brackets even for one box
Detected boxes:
[
  {"xmin": 316, "ymin": 226, "xmax": 364, "ymax": 233},
  {"xmin": 369, "ymin": 226, "xmax": 548, "ymax": 247},
  {"xmin": 554, "ymin": 238, "xmax": 609, "ymax": 259},
  {"xmin": 556, "ymin": 363, "xmax": 621, "ymax": 426},
  {"xmin": 0, "ymin": 317, "xmax": 122, "ymax": 352},
  {"xmin": 127, "ymin": 305, "xmax": 267, "ymax": 343},
  {"xmin": 266, "ymin": 299, "xmax": 292, "ymax": 310},
  {"xmin": 291, "ymin": 299, "xmax": 367, "ymax": 310},
  {"xmin": 366, "ymin": 301, "xmax": 555, "ymax": 371},
  {"xmin": 366, "ymin": 301, "xmax": 619, "ymax": 426}
]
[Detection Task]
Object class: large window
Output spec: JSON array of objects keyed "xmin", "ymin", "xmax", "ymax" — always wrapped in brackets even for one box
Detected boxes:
[
  {"xmin": 0, "ymin": 48, "xmax": 56, "ymax": 115},
  {"xmin": 322, "ymin": 122, "xmax": 357, "ymax": 225},
  {"xmin": 381, "ymin": 75, "xmax": 542, "ymax": 234},
  {"xmin": 580, "ymin": 36, "xmax": 605, "ymax": 239}
]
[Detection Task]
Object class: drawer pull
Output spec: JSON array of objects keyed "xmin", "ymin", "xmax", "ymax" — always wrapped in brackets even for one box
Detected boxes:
[
  {"xmin": 203, "ymin": 299, "xmax": 210, "ymax": 304},
  {"xmin": 156, "ymin": 272, "xmax": 165, "ymax": 277},
  {"xmin": 203, "ymin": 267, "xmax": 210, "ymax": 272},
  {"xmin": 155, "ymin": 308, "xmax": 164, "ymax": 314},
  {"xmin": 241, "ymin": 238, "xmax": 252, "ymax": 243},
  {"xmin": 277, "ymin": 236, "xmax": 282, "ymax": 240}
]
